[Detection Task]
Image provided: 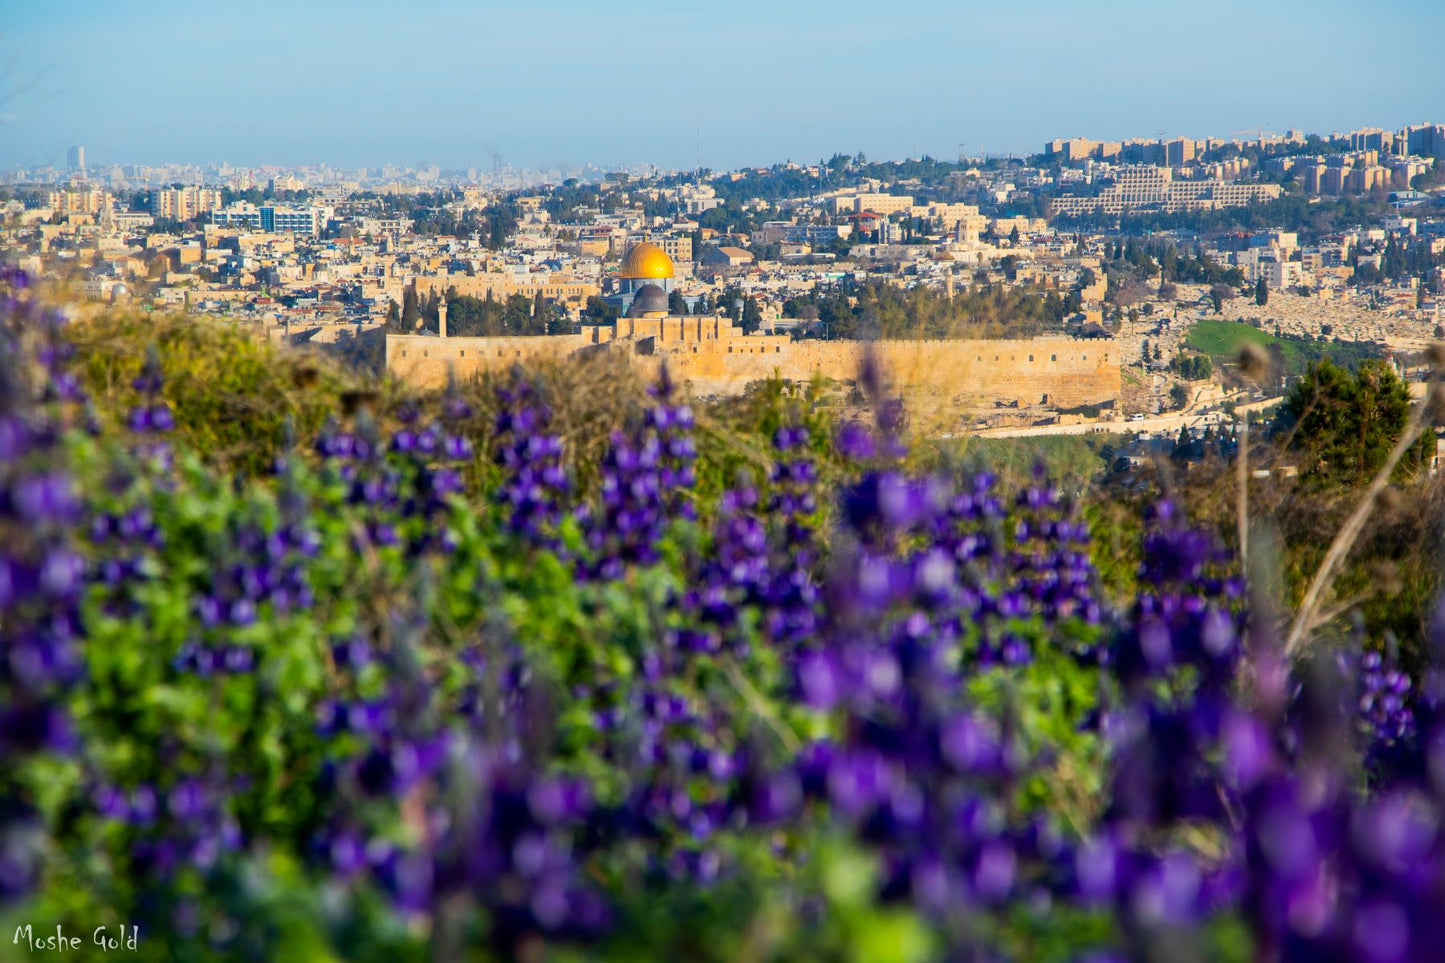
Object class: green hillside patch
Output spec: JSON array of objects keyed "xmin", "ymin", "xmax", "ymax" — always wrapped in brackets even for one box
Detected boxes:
[{"xmin": 1184, "ymin": 318, "xmax": 1381, "ymax": 379}]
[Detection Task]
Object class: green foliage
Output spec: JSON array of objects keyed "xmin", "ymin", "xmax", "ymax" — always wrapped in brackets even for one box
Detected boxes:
[
  {"xmin": 584, "ymin": 295, "xmax": 621, "ymax": 323},
  {"xmin": 440, "ymin": 290, "xmax": 564, "ymax": 336},
  {"xmin": 1170, "ymin": 353, "xmax": 1213, "ymax": 381},
  {"xmin": 1272, "ymin": 359, "xmax": 1431, "ymax": 486},
  {"xmin": 668, "ymin": 287, "xmax": 688, "ymax": 315},
  {"xmin": 400, "ymin": 286, "xmax": 421, "ymax": 331},
  {"xmin": 72, "ymin": 312, "xmax": 356, "ymax": 476}
]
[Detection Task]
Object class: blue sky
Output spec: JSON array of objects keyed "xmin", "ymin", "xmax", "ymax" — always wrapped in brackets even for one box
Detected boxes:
[{"xmin": 1, "ymin": 0, "xmax": 1441, "ymax": 172}]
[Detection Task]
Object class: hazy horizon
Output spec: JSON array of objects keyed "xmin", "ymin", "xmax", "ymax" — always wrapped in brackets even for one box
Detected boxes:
[{"xmin": 3, "ymin": 0, "xmax": 1442, "ymax": 174}]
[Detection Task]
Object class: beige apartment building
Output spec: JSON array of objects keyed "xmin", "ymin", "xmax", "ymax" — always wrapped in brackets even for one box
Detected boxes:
[
  {"xmin": 1049, "ymin": 167, "xmax": 1281, "ymax": 216},
  {"xmin": 656, "ymin": 235, "xmax": 693, "ymax": 266},
  {"xmin": 151, "ymin": 187, "xmax": 224, "ymax": 222},
  {"xmin": 830, "ymin": 193, "xmax": 915, "ymax": 216},
  {"xmin": 910, "ymin": 202, "xmax": 986, "ymax": 235},
  {"xmin": 46, "ymin": 189, "xmax": 110, "ymax": 216},
  {"xmin": 1046, "ymin": 138, "xmax": 1099, "ymax": 163}
]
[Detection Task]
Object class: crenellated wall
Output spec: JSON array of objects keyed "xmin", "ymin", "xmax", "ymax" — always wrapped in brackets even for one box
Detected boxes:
[
  {"xmin": 387, "ymin": 334, "xmax": 590, "ymax": 387},
  {"xmin": 385, "ymin": 330, "xmax": 1120, "ymax": 410}
]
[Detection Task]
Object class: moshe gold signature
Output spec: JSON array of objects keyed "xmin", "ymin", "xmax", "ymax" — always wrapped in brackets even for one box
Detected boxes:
[{"xmin": 12, "ymin": 925, "xmax": 140, "ymax": 953}]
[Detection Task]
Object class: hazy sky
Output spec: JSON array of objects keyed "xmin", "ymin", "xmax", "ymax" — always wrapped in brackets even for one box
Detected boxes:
[{"xmin": 2, "ymin": 0, "xmax": 1441, "ymax": 172}]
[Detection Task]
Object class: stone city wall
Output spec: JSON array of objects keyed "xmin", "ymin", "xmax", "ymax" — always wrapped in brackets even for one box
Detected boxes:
[
  {"xmin": 645, "ymin": 338, "xmax": 1119, "ymax": 408},
  {"xmin": 386, "ymin": 334, "xmax": 590, "ymax": 387},
  {"xmin": 385, "ymin": 333, "xmax": 1120, "ymax": 410}
]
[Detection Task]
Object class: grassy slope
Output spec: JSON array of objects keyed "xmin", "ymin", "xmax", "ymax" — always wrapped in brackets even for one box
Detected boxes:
[{"xmin": 1185, "ymin": 318, "xmax": 1379, "ymax": 378}]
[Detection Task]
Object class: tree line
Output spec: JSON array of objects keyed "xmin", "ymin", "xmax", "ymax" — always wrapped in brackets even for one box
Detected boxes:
[
  {"xmin": 781, "ymin": 280, "xmax": 1066, "ymax": 340},
  {"xmin": 387, "ymin": 287, "xmax": 569, "ymax": 337}
]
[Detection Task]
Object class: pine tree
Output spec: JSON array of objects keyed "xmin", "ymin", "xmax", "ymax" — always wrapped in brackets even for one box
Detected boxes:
[
  {"xmin": 1255, "ymin": 278, "xmax": 1269, "ymax": 307},
  {"xmin": 401, "ymin": 287, "xmax": 420, "ymax": 330},
  {"xmin": 741, "ymin": 296, "xmax": 762, "ymax": 334}
]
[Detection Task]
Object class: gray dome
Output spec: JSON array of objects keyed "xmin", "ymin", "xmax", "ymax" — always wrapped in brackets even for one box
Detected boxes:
[{"xmin": 627, "ymin": 283, "xmax": 669, "ymax": 317}]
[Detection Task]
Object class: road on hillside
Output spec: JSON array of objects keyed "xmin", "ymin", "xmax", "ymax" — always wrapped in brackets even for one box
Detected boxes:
[{"xmin": 967, "ymin": 395, "xmax": 1283, "ymax": 440}]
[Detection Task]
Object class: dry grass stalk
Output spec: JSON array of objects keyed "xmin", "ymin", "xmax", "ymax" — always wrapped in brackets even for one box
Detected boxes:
[{"xmin": 1284, "ymin": 376, "xmax": 1441, "ymax": 658}]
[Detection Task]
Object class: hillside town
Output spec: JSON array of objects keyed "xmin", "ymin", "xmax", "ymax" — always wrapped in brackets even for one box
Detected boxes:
[{"xmin": 4, "ymin": 121, "xmax": 1444, "ymax": 433}]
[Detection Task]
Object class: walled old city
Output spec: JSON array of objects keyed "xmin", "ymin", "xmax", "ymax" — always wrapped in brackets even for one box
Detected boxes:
[{"xmin": 6, "ymin": 120, "xmax": 1445, "ymax": 433}]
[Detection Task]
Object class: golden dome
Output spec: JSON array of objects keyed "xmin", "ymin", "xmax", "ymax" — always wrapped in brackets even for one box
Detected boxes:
[{"xmin": 617, "ymin": 241, "xmax": 674, "ymax": 280}]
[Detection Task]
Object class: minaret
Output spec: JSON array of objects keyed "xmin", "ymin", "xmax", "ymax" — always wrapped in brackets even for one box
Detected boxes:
[{"xmin": 437, "ymin": 297, "xmax": 448, "ymax": 338}]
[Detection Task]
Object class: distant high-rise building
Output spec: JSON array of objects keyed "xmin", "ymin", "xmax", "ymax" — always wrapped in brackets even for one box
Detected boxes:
[
  {"xmin": 67, "ymin": 145, "xmax": 86, "ymax": 173},
  {"xmin": 1403, "ymin": 124, "xmax": 1445, "ymax": 160},
  {"xmin": 1165, "ymin": 137, "xmax": 1196, "ymax": 166}
]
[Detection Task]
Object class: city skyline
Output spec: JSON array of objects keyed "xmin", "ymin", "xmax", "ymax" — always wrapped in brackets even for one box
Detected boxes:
[{"xmin": 2, "ymin": 0, "xmax": 1443, "ymax": 173}]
